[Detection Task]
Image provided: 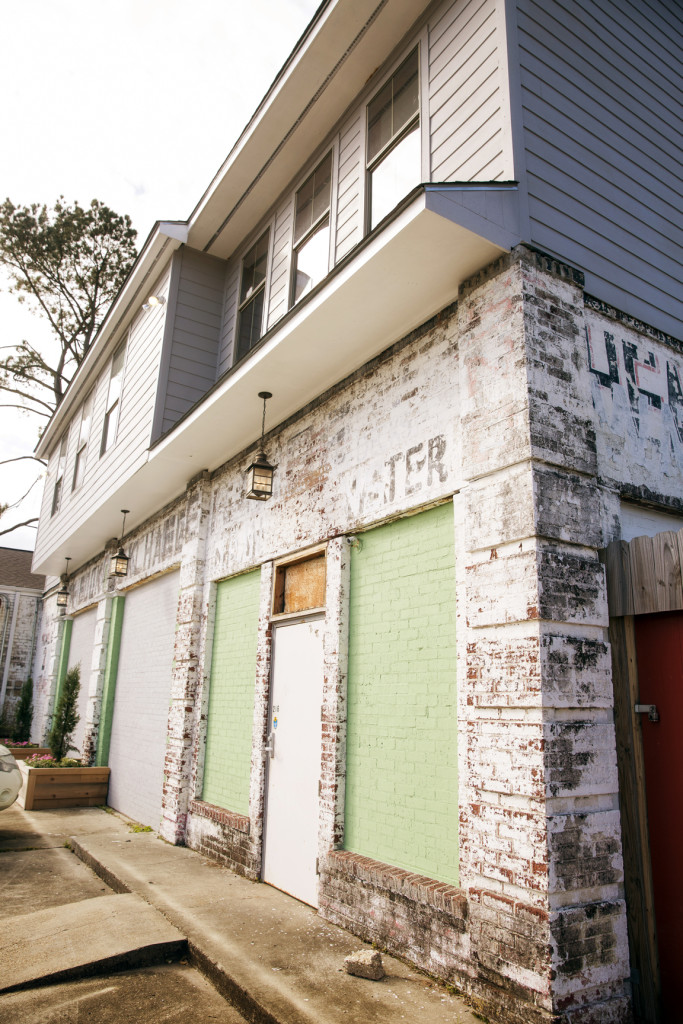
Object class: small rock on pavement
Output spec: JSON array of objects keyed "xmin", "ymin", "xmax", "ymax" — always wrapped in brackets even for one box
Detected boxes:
[{"xmin": 344, "ymin": 949, "xmax": 385, "ymax": 980}]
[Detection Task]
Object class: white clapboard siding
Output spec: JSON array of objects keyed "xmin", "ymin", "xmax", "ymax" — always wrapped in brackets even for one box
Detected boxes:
[
  {"xmin": 517, "ymin": 0, "xmax": 683, "ymax": 338},
  {"xmin": 429, "ymin": 0, "xmax": 508, "ymax": 183},
  {"xmin": 267, "ymin": 196, "xmax": 295, "ymax": 330},
  {"xmin": 158, "ymin": 248, "xmax": 226, "ymax": 436},
  {"xmin": 216, "ymin": 263, "xmax": 240, "ymax": 378},
  {"xmin": 335, "ymin": 113, "xmax": 364, "ymax": 262},
  {"xmin": 66, "ymin": 607, "xmax": 98, "ymax": 759},
  {"xmin": 32, "ymin": 265, "xmax": 173, "ymax": 568}
]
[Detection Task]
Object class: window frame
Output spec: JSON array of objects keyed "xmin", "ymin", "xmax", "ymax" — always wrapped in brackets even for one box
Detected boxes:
[
  {"xmin": 290, "ymin": 151, "xmax": 334, "ymax": 307},
  {"xmin": 365, "ymin": 46, "xmax": 421, "ymax": 232},
  {"xmin": 235, "ymin": 229, "xmax": 271, "ymax": 364},
  {"xmin": 100, "ymin": 341, "xmax": 126, "ymax": 457}
]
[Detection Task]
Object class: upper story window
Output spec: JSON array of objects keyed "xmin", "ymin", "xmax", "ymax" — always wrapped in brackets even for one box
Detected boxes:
[
  {"xmin": 72, "ymin": 389, "xmax": 94, "ymax": 491},
  {"xmin": 291, "ymin": 152, "xmax": 332, "ymax": 305},
  {"xmin": 51, "ymin": 432, "xmax": 68, "ymax": 517},
  {"xmin": 367, "ymin": 48, "xmax": 420, "ymax": 231},
  {"xmin": 101, "ymin": 342, "xmax": 126, "ymax": 455},
  {"xmin": 236, "ymin": 230, "xmax": 270, "ymax": 362}
]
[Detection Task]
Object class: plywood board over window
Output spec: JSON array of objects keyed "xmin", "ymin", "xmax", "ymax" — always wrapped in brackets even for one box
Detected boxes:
[{"xmin": 272, "ymin": 547, "xmax": 326, "ymax": 617}]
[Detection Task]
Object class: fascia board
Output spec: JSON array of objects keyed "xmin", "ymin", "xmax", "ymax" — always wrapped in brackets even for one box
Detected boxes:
[{"xmin": 35, "ymin": 221, "xmax": 188, "ymax": 459}]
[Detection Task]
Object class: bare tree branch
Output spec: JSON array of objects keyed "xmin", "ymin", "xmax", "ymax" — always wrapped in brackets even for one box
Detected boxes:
[
  {"xmin": 0, "ymin": 517, "xmax": 39, "ymax": 537},
  {"xmin": 0, "ymin": 455, "xmax": 46, "ymax": 467}
]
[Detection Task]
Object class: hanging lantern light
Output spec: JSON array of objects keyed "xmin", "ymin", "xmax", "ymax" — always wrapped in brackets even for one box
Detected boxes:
[
  {"xmin": 56, "ymin": 557, "xmax": 71, "ymax": 610},
  {"xmin": 109, "ymin": 509, "xmax": 130, "ymax": 577},
  {"xmin": 246, "ymin": 392, "xmax": 275, "ymax": 500}
]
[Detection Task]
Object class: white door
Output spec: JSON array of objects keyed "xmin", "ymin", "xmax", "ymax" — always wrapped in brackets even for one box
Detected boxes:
[
  {"xmin": 262, "ymin": 618, "xmax": 324, "ymax": 907},
  {"xmin": 107, "ymin": 571, "xmax": 179, "ymax": 828}
]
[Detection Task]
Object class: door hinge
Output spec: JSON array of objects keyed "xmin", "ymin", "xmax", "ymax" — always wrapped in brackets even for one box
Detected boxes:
[{"xmin": 634, "ymin": 703, "xmax": 659, "ymax": 723}]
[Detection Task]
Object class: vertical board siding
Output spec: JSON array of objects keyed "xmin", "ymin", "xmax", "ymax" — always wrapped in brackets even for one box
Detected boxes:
[
  {"xmin": 267, "ymin": 197, "xmax": 294, "ymax": 330},
  {"xmin": 429, "ymin": 0, "xmax": 507, "ymax": 182},
  {"xmin": 201, "ymin": 570, "xmax": 261, "ymax": 816},
  {"xmin": 335, "ymin": 113, "xmax": 363, "ymax": 262},
  {"xmin": 345, "ymin": 503, "xmax": 458, "ymax": 886},
  {"xmin": 217, "ymin": 264, "xmax": 240, "ymax": 378},
  {"xmin": 160, "ymin": 248, "xmax": 226, "ymax": 435},
  {"xmin": 517, "ymin": 0, "xmax": 683, "ymax": 338}
]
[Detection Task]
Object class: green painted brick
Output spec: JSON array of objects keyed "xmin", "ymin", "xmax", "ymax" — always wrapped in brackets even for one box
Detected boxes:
[
  {"xmin": 202, "ymin": 570, "xmax": 260, "ymax": 816},
  {"xmin": 345, "ymin": 502, "xmax": 458, "ymax": 886}
]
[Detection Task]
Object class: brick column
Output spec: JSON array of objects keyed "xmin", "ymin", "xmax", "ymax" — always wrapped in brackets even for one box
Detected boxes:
[
  {"xmin": 456, "ymin": 247, "xmax": 630, "ymax": 1023},
  {"xmin": 81, "ymin": 596, "xmax": 114, "ymax": 765},
  {"xmin": 161, "ymin": 471, "xmax": 212, "ymax": 843}
]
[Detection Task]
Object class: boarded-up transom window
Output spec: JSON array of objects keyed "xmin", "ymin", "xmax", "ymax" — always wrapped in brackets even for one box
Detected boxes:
[{"xmin": 273, "ymin": 552, "xmax": 326, "ymax": 615}]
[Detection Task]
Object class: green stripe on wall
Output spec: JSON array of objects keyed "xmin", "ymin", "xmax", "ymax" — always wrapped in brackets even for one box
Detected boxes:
[
  {"xmin": 51, "ymin": 618, "xmax": 73, "ymax": 723},
  {"xmin": 202, "ymin": 570, "xmax": 261, "ymax": 816},
  {"xmin": 345, "ymin": 502, "xmax": 458, "ymax": 885},
  {"xmin": 96, "ymin": 596, "xmax": 125, "ymax": 767}
]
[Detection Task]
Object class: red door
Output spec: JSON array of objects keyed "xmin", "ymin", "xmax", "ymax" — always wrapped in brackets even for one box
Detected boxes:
[{"xmin": 634, "ymin": 611, "xmax": 683, "ymax": 1018}]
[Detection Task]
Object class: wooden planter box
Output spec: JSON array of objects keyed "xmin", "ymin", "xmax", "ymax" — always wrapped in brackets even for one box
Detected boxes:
[
  {"xmin": 8, "ymin": 746, "xmax": 51, "ymax": 761},
  {"xmin": 18, "ymin": 761, "xmax": 110, "ymax": 810}
]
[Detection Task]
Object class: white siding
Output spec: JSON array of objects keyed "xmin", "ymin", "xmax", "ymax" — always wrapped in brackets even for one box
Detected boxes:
[
  {"xmin": 267, "ymin": 196, "xmax": 294, "ymax": 329},
  {"xmin": 517, "ymin": 0, "xmax": 683, "ymax": 338},
  {"xmin": 32, "ymin": 264, "xmax": 173, "ymax": 567},
  {"xmin": 335, "ymin": 112, "xmax": 364, "ymax": 262},
  {"xmin": 429, "ymin": 0, "xmax": 509, "ymax": 181},
  {"xmin": 107, "ymin": 570, "xmax": 179, "ymax": 828},
  {"xmin": 66, "ymin": 607, "xmax": 97, "ymax": 759}
]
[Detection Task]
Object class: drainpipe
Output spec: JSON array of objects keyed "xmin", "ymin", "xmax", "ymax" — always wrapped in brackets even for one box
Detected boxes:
[{"xmin": 0, "ymin": 594, "xmax": 20, "ymax": 711}]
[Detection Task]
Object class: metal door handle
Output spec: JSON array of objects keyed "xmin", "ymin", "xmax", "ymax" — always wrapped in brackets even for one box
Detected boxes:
[
  {"xmin": 265, "ymin": 731, "xmax": 275, "ymax": 758},
  {"xmin": 634, "ymin": 704, "xmax": 660, "ymax": 723}
]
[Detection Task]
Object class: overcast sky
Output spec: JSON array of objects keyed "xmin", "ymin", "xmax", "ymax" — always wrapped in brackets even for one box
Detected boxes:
[{"xmin": 0, "ymin": 0, "xmax": 321, "ymax": 549}]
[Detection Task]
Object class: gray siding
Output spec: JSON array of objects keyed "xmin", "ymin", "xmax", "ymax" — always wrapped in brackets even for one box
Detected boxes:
[
  {"xmin": 155, "ymin": 247, "xmax": 226, "ymax": 437},
  {"xmin": 267, "ymin": 196, "xmax": 295, "ymax": 329},
  {"xmin": 217, "ymin": 263, "xmax": 240, "ymax": 378},
  {"xmin": 429, "ymin": 0, "xmax": 509, "ymax": 181},
  {"xmin": 335, "ymin": 112, "xmax": 364, "ymax": 262},
  {"xmin": 517, "ymin": 0, "xmax": 683, "ymax": 338}
]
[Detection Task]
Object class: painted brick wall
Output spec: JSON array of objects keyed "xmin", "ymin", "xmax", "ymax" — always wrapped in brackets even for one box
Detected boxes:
[
  {"xmin": 65, "ymin": 607, "xmax": 98, "ymax": 758},
  {"xmin": 201, "ymin": 569, "xmax": 261, "ymax": 816},
  {"xmin": 345, "ymin": 502, "xmax": 458, "ymax": 886}
]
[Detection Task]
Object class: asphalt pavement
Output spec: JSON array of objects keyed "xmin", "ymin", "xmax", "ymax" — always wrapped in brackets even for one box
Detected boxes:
[{"xmin": 0, "ymin": 805, "xmax": 482, "ymax": 1024}]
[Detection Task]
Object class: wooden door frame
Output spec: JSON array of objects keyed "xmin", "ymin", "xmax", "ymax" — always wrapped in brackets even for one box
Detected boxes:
[{"xmin": 608, "ymin": 615, "xmax": 660, "ymax": 1024}]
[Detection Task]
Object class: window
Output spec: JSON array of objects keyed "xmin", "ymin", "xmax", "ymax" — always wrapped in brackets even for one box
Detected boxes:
[
  {"xmin": 291, "ymin": 152, "xmax": 332, "ymax": 305},
  {"xmin": 236, "ymin": 230, "xmax": 269, "ymax": 362},
  {"xmin": 101, "ymin": 343, "xmax": 126, "ymax": 455},
  {"xmin": 72, "ymin": 389, "xmax": 94, "ymax": 490},
  {"xmin": 367, "ymin": 48, "xmax": 420, "ymax": 231},
  {"xmin": 51, "ymin": 433, "xmax": 68, "ymax": 516}
]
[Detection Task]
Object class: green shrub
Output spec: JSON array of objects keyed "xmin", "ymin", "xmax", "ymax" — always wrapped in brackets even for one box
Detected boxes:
[{"xmin": 48, "ymin": 665, "xmax": 81, "ymax": 761}]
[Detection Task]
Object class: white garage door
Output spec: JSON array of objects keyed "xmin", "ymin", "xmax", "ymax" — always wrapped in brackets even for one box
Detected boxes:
[
  {"xmin": 107, "ymin": 571, "xmax": 179, "ymax": 828},
  {"xmin": 67, "ymin": 608, "xmax": 97, "ymax": 759}
]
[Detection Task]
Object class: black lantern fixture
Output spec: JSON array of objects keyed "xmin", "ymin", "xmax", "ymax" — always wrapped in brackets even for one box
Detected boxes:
[
  {"xmin": 56, "ymin": 557, "xmax": 71, "ymax": 610},
  {"xmin": 109, "ymin": 510, "xmax": 130, "ymax": 577},
  {"xmin": 246, "ymin": 392, "xmax": 275, "ymax": 501}
]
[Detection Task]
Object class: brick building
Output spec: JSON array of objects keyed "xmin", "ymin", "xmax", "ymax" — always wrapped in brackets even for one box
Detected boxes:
[
  {"xmin": 0, "ymin": 547, "xmax": 44, "ymax": 727},
  {"xmin": 28, "ymin": 2, "xmax": 682, "ymax": 1022}
]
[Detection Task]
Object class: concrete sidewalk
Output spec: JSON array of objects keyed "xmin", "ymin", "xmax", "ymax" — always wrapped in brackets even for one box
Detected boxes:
[{"xmin": 1, "ymin": 806, "xmax": 481, "ymax": 1024}]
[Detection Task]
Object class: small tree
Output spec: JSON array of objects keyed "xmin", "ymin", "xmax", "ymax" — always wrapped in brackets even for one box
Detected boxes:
[
  {"xmin": 48, "ymin": 666, "xmax": 80, "ymax": 761},
  {"xmin": 13, "ymin": 677, "xmax": 33, "ymax": 742}
]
